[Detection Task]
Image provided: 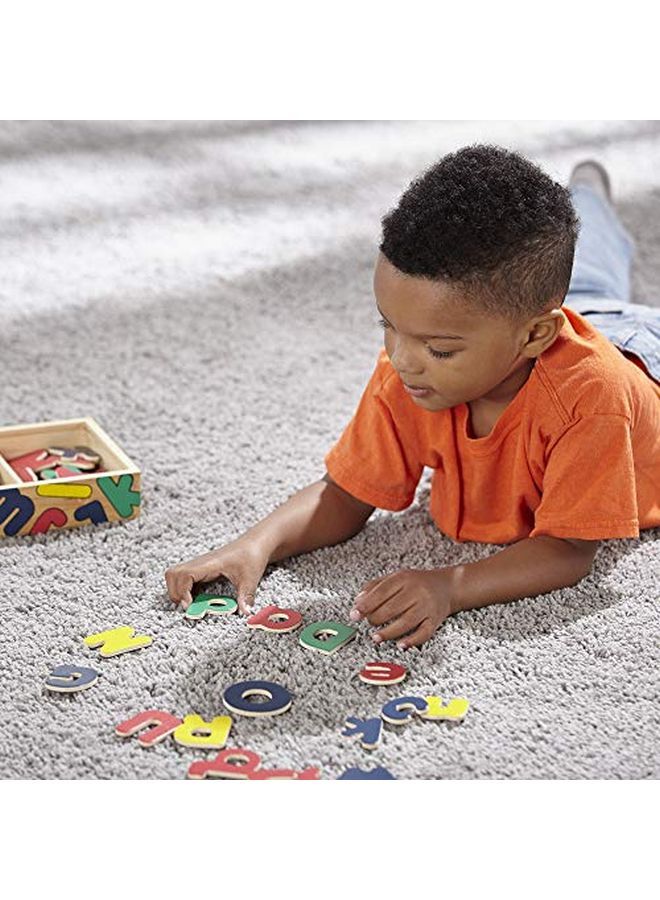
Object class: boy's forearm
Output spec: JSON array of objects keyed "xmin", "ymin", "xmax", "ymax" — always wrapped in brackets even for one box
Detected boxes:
[
  {"xmin": 448, "ymin": 536, "xmax": 595, "ymax": 614},
  {"xmin": 244, "ymin": 480, "xmax": 371, "ymax": 564}
]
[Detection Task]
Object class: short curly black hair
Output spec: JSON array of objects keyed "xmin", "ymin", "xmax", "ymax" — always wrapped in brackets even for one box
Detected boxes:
[{"xmin": 379, "ymin": 143, "xmax": 581, "ymax": 323}]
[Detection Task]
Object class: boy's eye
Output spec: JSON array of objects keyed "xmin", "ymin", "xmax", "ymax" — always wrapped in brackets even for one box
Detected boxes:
[
  {"xmin": 375, "ymin": 318, "xmax": 456, "ymax": 360},
  {"xmin": 427, "ymin": 347, "xmax": 456, "ymax": 359}
]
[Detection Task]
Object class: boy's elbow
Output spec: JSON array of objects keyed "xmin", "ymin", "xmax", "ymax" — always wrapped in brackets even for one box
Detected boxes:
[
  {"xmin": 530, "ymin": 534, "xmax": 599, "ymax": 583},
  {"xmin": 561, "ymin": 537, "xmax": 600, "ymax": 564},
  {"xmin": 549, "ymin": 536, "xmax": 600, "ymax": 580}
]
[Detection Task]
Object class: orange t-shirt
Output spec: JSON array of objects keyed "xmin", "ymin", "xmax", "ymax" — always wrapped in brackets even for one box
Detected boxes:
[{"xmin": 324, "ymin": 307, "xmax": 660, "ymax": 543}]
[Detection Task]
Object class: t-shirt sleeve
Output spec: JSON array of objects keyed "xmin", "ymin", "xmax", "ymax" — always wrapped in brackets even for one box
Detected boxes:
[
  {"xmin": 324, "ymin": 357, "xmax": 424, "ymax": 511},
  {"xmin": 529, "ymin": 414, "xmax": 640, "ymax": 540}
]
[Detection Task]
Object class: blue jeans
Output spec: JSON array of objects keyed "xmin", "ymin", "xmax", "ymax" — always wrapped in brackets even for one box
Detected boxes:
[{"xmin": 564, "ymin": 184, "xmax": 660, "ymax": 384}]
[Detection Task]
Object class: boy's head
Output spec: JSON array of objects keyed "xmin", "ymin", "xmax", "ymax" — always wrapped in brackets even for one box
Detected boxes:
[{"xmin": 375, "ymin": 143, "xmax": 580, "ymax": 411}]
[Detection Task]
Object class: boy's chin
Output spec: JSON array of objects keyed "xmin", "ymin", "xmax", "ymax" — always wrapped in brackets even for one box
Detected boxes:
[{"xmin": 410, "ymin": 391, "xmax": 449, "ymax": 409}]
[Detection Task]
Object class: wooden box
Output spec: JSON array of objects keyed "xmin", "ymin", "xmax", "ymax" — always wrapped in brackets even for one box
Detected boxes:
[{"xmin": 0, "ymin": 417, "xmax": 141, "ymax": 538}]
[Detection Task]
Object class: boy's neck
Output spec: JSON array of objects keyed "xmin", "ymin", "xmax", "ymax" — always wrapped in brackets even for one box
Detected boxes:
[{"xmin": 470, "ymin": 357, "xmax": 536, "ymax": 412}]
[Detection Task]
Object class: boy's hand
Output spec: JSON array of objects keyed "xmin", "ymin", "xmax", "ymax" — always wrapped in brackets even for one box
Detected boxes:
[
  {"xmin": 165, "ymin": 538, "xmax": 271, "ymax": 615},
  {"xmin": 349, "ymin": 567, "xmax": 457, "ymax": 650}
]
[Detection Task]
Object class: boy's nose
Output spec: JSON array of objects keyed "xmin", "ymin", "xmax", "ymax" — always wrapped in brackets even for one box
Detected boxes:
[{"xmin": 389, "ymin": 347, "xmax": 422, "ymax": 376}]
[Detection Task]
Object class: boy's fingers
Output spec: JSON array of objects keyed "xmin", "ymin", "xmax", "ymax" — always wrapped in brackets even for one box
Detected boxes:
[
  {"xmin": 237, "ymin": 588, "xmax": 256, "ymax": 616},
  {"xmin": 354, "ymin": 582, "xmax": 402, "ymax": 617},
  {"xmin": 372, "ymin": 610, "xmax": 419, "ymax": 643},
  {"xmin": 364, "ymin": 595, "xmax": 413, "ymax": 627},
  {"xmin": 175, "ymin": 575, "xmax": 194, "ymax": 608},
  {"xmin": 358, "ymin": 573, "xmax": 389, "ymax": 594},
  {"xmin": 164, "ymin": 569, "xmax": 176, "ymax": 601},
  {"xmin": 165, "ymin": 567, "xmax": 193, "ymax": 605},
  {"xmin": 397, "ymin": 618, "xmax": 434, "ymax": 650}
]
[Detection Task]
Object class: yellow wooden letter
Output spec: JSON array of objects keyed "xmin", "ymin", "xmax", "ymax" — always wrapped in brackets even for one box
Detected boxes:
[
  {"xmin": 83, "ymin": 626, "xmax": 153, "ymax": 657},
  {"xmin": 173, "ymin": 714, "xmax": 233, "ymax": 749},
  {"xmin": 421, "ymin": 696, "xmax": 470, "ymax": 721}
]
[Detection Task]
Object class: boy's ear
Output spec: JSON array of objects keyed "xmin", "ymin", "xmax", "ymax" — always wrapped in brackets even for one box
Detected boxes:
[
  {"xmin": 525, "ymin": 307, "xmax": 566, "ymax": 355},
  {"xmin": 551, "ymin": 307, "xmax": 566, "ymax": 328},
  {"xmin": 538, "ymin": 306, "xmax": 566, "ymax": 329},
  {"xmin": 547, "ymin": 307, "xmax": 567, "ymax": 337}
]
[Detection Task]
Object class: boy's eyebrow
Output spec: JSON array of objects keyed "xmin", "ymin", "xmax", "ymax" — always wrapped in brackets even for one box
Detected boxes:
[{"xmin": 375, "ymin": 303, "xmax": 467, "ymax": 340}]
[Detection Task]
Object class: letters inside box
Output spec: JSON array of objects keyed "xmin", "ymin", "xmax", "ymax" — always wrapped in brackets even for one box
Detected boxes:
[{"xmin": 0, "ymin": 417, "xmax": 141, "ymax": 538}]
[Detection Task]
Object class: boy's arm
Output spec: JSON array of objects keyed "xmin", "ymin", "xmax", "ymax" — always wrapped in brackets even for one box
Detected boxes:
[
  {"xmin": 448, "ymin": 536, "xmax": 600, "ymax": 614},
  {"xmin": 245, "ymin": 472, "xmax": 376, "ymax": 565}
]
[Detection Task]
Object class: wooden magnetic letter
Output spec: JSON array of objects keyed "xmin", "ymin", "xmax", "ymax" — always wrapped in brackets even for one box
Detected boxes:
[
  {"xmin": 299, "ymin": 620, "xmax": 357, "ymax": 655},
  {"xmin": 222, "ymin": 680, "xmax": 292, "ymax": 717},
  {"xmin": 380, "ymin": 695, "xmax": 428, "ymax": 724},
  {"xmin": 47, "ymin": 445, "xmax": 100, "ymax": 470},
  {"xmin": 420, "ymin": 696, "xmax": 470, "ymax": 721},
  {"xmin": 294, "ymin": 768, "xmax": 322, "ymax": 780},
  {"xmin": 30, "ymin": 507, "xmax": 67, "ymax": 534},
  {"xmin": 45, "ymin": 664, "xmax": 100, "ymax": 693},
  {"xmin": 0, "ymin": 488, "xmax": 35, "ymax": 536},
  {"xmin": 40, "ymin": 466, "xmax": 84, "ymax": 480},
  {"xmin": 358, "ymin": 662, "xmax": 407, "ymax": 686},
  {"xmin": 337, "ymin": 766, "xmax": 396, "ymax": 780},
  {"xmin": 341, "ymin": 715, "xmax": 383, "ymax": 750},
  {"xmin": 8, "ymin": 449, "xmax": 59, "ymax": 481},
  {"xmin": 187, "ymin": 748, "xmax": 321, "ymax": 780},
  {"xmin": 83, "ymin": 626, "xmax": 153, "ymax": 657},
  {"xmin": 250, "ymin": 765, "xmax": 321, "ymax": 780},
  {"xmin": 98, "ymin": 474, "xmax": 140, "ymax": 518},
  {"xmin": 246, "ymin": 604, "xmax": 303, "ymax": 633},
  {"xmin": 74, "ymin": 501, "xmax": 108, "ymax": 524},
  {"xmin": 173, "ymin": 714, "xmax": 232, "ymax": 749},
  {"xmin": 185, "ymin": 593, "xmax": 238, "ymax": 620},
  {"xmin": 36, "ymin": 482, "xmax": 92, "ymax": 499},
  {"xmin": 188, "ymin": 748, "xmax": 262, "ymax": 780},
  {"xmin": 116, "ymin": 710, "xmax": 183, "ymax": 747},
  {"xmin": 52, "ymin": 465, "xmax": 85, "ymax": 478}
]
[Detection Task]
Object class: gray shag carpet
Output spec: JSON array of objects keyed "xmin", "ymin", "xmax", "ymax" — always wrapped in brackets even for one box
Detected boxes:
[{"xmin": 0, "ymin": 121, "xmax": 658, "ymax": 779}]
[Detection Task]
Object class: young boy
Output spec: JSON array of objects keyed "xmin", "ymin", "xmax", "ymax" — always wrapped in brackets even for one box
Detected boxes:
[{"xmin": 165, "ymin": 144, "xmax": 660, "ymax": 650}]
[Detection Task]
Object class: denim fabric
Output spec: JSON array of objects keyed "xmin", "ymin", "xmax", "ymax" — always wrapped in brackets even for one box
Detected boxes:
[{"xmin": 563, "ymin": 184, "xmax": 660, "ymax": 383}]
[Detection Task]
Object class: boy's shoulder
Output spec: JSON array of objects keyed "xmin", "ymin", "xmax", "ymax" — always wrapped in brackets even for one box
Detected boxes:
[{"xmin": 531, "ymin": 306, "xmax": 659, "ymax": 427}]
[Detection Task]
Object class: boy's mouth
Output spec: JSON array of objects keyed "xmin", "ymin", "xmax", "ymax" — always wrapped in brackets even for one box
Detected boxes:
[
  {"xmin": 402, "ymin": 380, "xmax": 432, "ymax": 390},
  {"xmin": 402, "ymin": 382, "xmax": 435, "ymax": 397}
]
